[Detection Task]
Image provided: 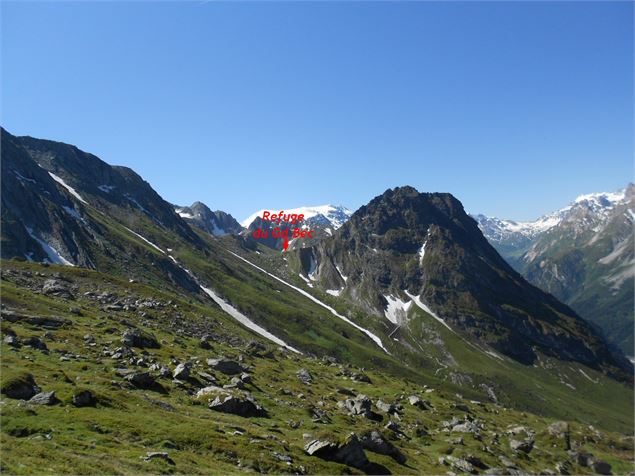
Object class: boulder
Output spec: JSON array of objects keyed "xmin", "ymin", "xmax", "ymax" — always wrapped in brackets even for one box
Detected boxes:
[
  {"xmin": 548, "ymin": 421, "xmax": 571, "ymax": 449},
  {"xmin": 23, "ymin": 336, "xmax": 48, "ymax": 352},
  {"xmin": 29, "ymin": 391, "xmax": 60, "ymax": 405},
  {"xmin": 296, "ymin": 368, "xmax": 313, "ymax": 385},
  {"xmin": 590, "ymin": 460, "xmax": 612, "ymax": 475},
  {"xmin": 206, "ymin": 358, "xmax": 246, "ymax": 375},
  {"xmin": 121, "ymin": 329, "xmax": 160, "ymax": 349},
  {"xmin": 439, "ymin": 455, "xmax": 475, "ymax": 474},
  {"xmin": 125, "ymin": 372, "xmax": 156, "ymax": 389},
  {"xmin": 142, "ymin": 452, "xmax": 175, "ymax": 465},
  {"xmin": 305, "ymin": 434, "xmax": 369, "ymax": 471},
  {"xmin": 173, "ymin": 362, "xmax": 191, "ymax": 380},
  {"xmin": 359, "ymin": 430, "xmax": 406, "ymax": 464},
  {"xmin": 1, "ymin": 373, "xmax": 40, "ymax": 400},
  {"xmin": 72, "ymin": 390, "xmax": 95, "ymax": 407},
  {"xmin": 208, "ymin": 394, "xmax": 267, "ymax": 418},
  {"xmin": 408, "ymin": 395, "xmax": 431, "ymax": 410},
  {"xmin": 510, "ymin": 438, "xmax": 534, "ymax": 454},
  {"xmin": 3, "ymin": 335, "xmax": 21, "ymax": 348},
  {"xmin": 42, "ymin": 279, "xmax": 74, "ymax": 299}
]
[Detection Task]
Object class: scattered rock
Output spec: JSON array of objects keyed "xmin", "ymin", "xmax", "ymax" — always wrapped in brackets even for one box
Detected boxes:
[
  {"xmin": 121, "ymin": 329, "xmax": 160, "ymax": 349},
  {"xmin": 305, "ymin": 434, "xmax": 369, "ymax": 471},
  {"xmin": 208, "ymin": 394, "xmax": 268, "ymax": 418},
  {"xmin": 206, "ymin": 358, "xmax": 246, "ymax": 375},
  {"xmin": 590, "ymin": 460, "xmax": 612, "ymax": 475},
  {"xmin": 296, "ymin": 368, "xmax": 313, "ymax": 385},
  {"xmin": 337, "ymin": 394, "xmax": 382, "ymax": 421},
  {"xmin": 42, "ymin": 279, "xmax": 74, "ymax": 299},
  {"xmin": 125, "ymin": 372, "xmax": 156, "ymax": 389},
  {"xmin": 510, "ymin": 438, "xmax": 534, "ymax": 454},
  {"xmin": 3, "ymin": 335, "xmax": 21, "ymax": 348},
  {"xmin": 72, "ymin": 390, "xmax": 95, "ymax": 407},
  {"xmin": 439, "ymin": 455, "xmax": 475, "ymax": 474},
  {"xmin": 23, "ymin": 336, "xmax": 48, "ymax": 352},
  {"xmin": 548, "ymin": 421, "xmax": 571, "ymax": 449},
  {"xmin": 408, "ymin": 395, "xmax": 431, "ymax": 410},
  {"xmin": 142, "ymin": 452, "xmax": 175, "ymax": 465},
  {"xmin": 1, "ymin": 373, "xmax": 40, "ymax": 400},
  {"xmin": 29, "ymin": 391, "xmax": 60, "ymax": 405},
  {"xmin": 173, "ymin": 362, "xmax": 191, "ymax": 380},
  {"xmin": 359, "ymin": 430, "xmax": 406, "ymax": 464}
]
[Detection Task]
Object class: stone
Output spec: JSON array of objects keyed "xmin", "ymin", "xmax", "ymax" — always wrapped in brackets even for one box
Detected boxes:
[
  {"xmin": 440, "ymin": 455, "xmax": 475, "ymax": 474},
  {"xmin": 29, "ymin": 391, "xmax": 59, "ymax": 405},
  {"xmin": 359, "ymin": 430, "xmax": 406, "ymax": 464},
  {"xmin": 296, "ymin": 368, "xmax": 313, "ymax": 384},
  {"xmin": 337, "ymin": 394, "xmax": 381, "ymax": 421},
  {"xmin": 510, "ymin": 438, "xmax": 534, "ymax": 454},
  {"xmin": 590, "ymin": 460, "xmax": 612, "ymax": 475},
  {"xmin": 408, "ymin": 395, "xmax": 430, "ymax": 410},
  {"xmin": 3, "ymin": 335, "xmax": 21, "ymax": 348},
  {"xmin": 548, "ymin": 421, "xmax": 571, "ymax": 449},
  {"xmin": 206, "ymin": 358, "xmax": 246, "ymax": 375},
  {"xmin": 172, "ymin": 362, "xmax": 191, "ymax": 380},
  {"xmin": 23, "ymin": 336, "xmax": 48, "ymax": 352},
  {"xmin": 1, "ymin": 373, "xmax": 40, "ymax": 400},
  {"xmin": 142, "ymin": 452, "xmax": 175, "ymax": 465},
  {"xmin": 208, "ymin": 394, "xmax": 268, "ymax": 418},
  {"xmin": 351, "ymin": 372, "xmax": 371, "ymax": 383},
  {"xmin": 305, "ymin": 434, "xmax": 369, "ymax": 471},
  {"xmin": 72, "ymin": 390, "xmax": 95, "ymax": 407},
  {"xmin": 121, "ymin": 329, "xmax": 160, "ymax": 349},
  {"xmin": 125, "ymin": 372, "xmax": 156, "ymax": 389}
]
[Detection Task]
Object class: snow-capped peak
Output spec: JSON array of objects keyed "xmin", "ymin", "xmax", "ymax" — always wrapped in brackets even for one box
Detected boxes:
[
  {"xmin": 241, "ymin": 204, "xmax": 352, "ymax": 229},
  {"xmin": 473, "ymin": 185, "xmax": 632, "ymax": 243}
]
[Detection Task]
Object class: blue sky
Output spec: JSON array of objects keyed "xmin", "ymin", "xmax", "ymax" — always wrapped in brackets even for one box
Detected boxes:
[{"xmin": 2, "ymin": 1, "xmax": 632, "ymax": 222}]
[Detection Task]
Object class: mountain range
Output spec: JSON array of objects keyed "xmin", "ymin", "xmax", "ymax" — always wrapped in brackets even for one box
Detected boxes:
[
  {"xmin": 1, "ymin": 128, "xmax": 633, "ymax": 474},
  {"xmin": 473, "ymin": 185, "xmax": 634, "ymax": 357}
]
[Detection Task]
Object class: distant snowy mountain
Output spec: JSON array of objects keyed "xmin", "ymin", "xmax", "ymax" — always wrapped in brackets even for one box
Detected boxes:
[
  {"xmin": 474, "ymin": 187, "xmax": 631, "ymax": 244},
  {"xmin": 473, "ymin": 184, "xmax": 634, "ymax": 356},
  {"xmin": 240, "ymin": 205, "xmax": 353, "ymax": 251},
  {"xmin": 241, "ymin": 204, "xmax": 352, "ymax": 232}
]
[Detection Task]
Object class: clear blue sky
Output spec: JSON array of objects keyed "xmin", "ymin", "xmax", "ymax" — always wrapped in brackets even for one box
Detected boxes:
[{"xmin": 2, "ymin": 1, "xmax": 633, "ymax": 222}]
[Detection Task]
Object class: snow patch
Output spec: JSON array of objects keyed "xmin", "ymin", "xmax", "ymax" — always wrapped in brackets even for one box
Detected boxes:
[
  {"xmin": 326, "ymin": 289, "xmax": 342, "ymax": 297},
  {"xmin": 98, "ymin": 184, "xmax": 116, "ymax": 193},
  {"xmin": 335, "ymin": 265, "xmax": 349, "ymax": 282},
  {"xmin": 48, "ymin": 172, "xmax": 87, "ymax": 204},
  {"xmin": 298, "ymin": 274, "xmax": 314, "ymax": 288},
  {"xmin": 404, "ymin": 290, "xmax": 453, "ymax": 331},
  {"xmin": 384, "ymin": 294, "xmax": 412, "ymax": 325},
  {"xmin": 578, "ymin": 369, "xmax": 598, "ymax": 384},
  {"xmin": 198, "ymin": 284, "xmax": 300, "ymax": 353},
  {"xmin": 26, "ymin": 228, "xmax": 74, "ymax": 266},
  {"xmin": 228, "ymin": 250, "xmax": 388, "ymax": 353},
  {"xmin": 123, "ymin": 227, "xmax": 165, "ymax": 254}
]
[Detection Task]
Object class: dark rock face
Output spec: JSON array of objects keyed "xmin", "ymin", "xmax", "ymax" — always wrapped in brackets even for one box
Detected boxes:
[
  {"xmin": 302, "ymin": 186, "xmax": 631, "ymax": 381},
  {"xmin": 1, "ymin": 373, "xmax": 40, "ymax": 400},
  {"xmin": 208, "ymin": 394, "xmax": 267, "ymax": 418},
  {"xmin": 305, "ymin": 434, "xmax": 369, "ymax": 471},
  {"xmin": 121, "ymin": 329, "xmax": 160, "ymax": 349}
]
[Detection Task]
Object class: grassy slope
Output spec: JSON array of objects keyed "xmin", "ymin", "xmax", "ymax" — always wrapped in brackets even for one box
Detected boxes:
[{"xmin": 1, "ymin": 261, "xmax": 633, "ymax": 475}]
